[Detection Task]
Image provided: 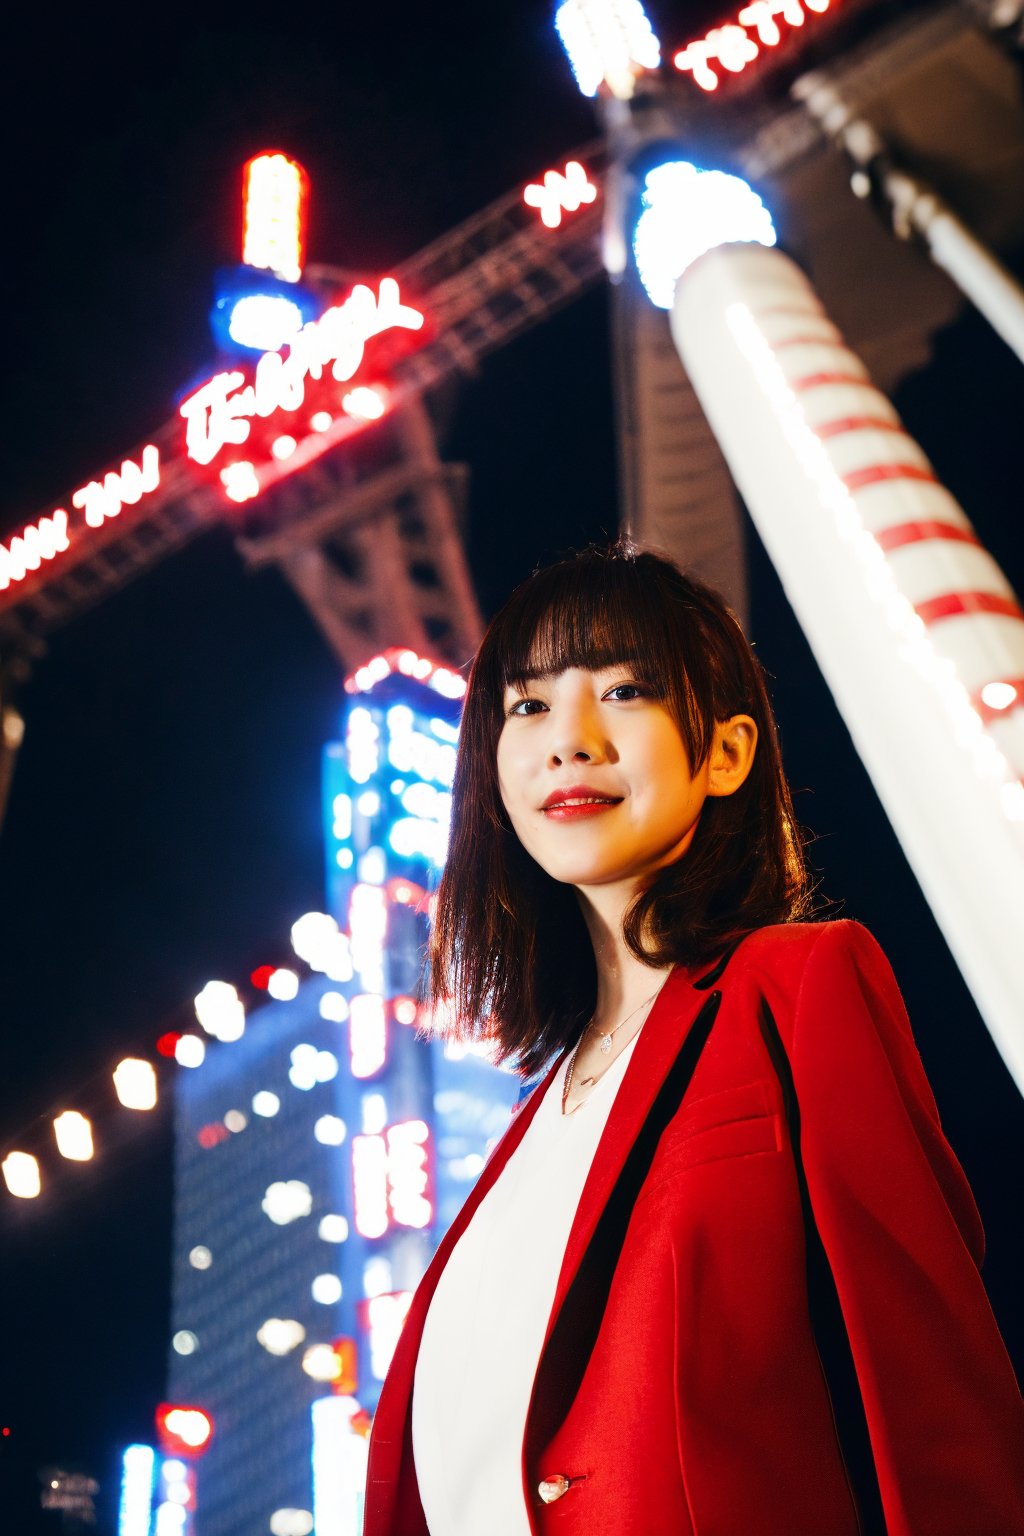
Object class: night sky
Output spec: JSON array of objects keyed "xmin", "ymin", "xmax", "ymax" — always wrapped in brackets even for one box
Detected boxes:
[{"xmin": 1, "ymin": 7, "xmax": 1022, "ymax": 1532}]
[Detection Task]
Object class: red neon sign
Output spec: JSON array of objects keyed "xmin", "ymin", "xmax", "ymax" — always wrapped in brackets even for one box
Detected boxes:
[
  {"xmin": 0, "ymin": 446, "xmax": 161, "ymax": 600},
  {"xmin": 242, "ymin": 151, "xmax": 308, "ymax": 282},
  {"xmin": 523, "ymin": 160, "xmax": 598, "ymax": 229},
  {"xmin": 179, "ymin": 279, "xmax": 423, "ymax": 497},
  {"xmin": 673, "ymin": 0, "xmax": 831, "ymax": 91}
]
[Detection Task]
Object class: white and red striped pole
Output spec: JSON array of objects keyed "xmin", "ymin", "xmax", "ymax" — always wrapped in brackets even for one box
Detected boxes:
[{"xmin": 669, "ymin": 243, "xmax": 1024, "ymax": 1093}]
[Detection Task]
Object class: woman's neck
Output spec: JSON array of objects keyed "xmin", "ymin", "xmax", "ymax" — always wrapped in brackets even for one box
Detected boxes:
[{"xmin": 576, "ymin": 881, "xmax": 674, "ymax": 1029}]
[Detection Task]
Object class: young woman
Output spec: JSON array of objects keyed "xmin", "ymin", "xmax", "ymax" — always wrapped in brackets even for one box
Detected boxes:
[{"xmin": 365, "ymin": 542, "xmax": 1024, "ymax": 1536}]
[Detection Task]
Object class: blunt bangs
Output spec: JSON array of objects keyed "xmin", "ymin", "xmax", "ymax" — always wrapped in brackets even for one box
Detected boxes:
[{"xmin": 481, "ymin": 547, "xmax": 714, "ymax": 775}]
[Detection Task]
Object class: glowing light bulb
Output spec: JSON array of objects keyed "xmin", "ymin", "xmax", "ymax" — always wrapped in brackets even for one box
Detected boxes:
[
  {"xmin": 53, "ymin": 1111, "xmax": 94, "ymax": 1161},
  {"xmin": 113, "ymin": 1058, "xmax": 158, "ymax": 1109},
  {"xmin": 2, "ymin": 1151, "xmax": 41, "ymax": 1198}
]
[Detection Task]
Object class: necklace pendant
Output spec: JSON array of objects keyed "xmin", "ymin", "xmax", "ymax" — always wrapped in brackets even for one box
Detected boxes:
[{"xmin": 599, "ymin": 1035, "xmax": 612, "ymax": 1055}]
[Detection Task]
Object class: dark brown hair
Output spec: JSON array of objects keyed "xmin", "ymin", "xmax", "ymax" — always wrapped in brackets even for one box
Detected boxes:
[{"xmin": 428, "ymin": 540, "xmax": 821, "ymax": 1077}]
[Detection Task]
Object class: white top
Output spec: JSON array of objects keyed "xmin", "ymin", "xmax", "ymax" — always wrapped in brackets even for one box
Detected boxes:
[{"xmin": 411, "ymin": 1030, "xmax": 641, "ymax": 1535}]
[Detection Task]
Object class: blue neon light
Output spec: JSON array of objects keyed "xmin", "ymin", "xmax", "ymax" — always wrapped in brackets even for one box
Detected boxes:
[{"xmin": 118, "ymin": 1445, "xmax": 156, "ymax": 1536}]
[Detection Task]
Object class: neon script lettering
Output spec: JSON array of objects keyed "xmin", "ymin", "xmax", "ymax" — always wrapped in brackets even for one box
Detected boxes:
[
  {"xmin": 0, "ymin": 445, "xmax": 161, "ymax": 597},
  {"xmin": 180, "ymin": 279, "xmax": 424, "ymax": 468},
  {"xmin": 72, "ymin": 445, "xmax": 161, "ymax": 528},
  {"xmin": 0, "ymin": 510, "xmax": 70, "ymax": 591}
]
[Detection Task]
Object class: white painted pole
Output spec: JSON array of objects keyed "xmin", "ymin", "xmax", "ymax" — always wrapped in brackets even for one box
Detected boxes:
[{"xmin": 670, "ymin": 243, "xmax": 1024, "ymax": 1095}]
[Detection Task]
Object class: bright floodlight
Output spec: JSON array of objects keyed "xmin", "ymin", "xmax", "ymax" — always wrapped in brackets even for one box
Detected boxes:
[
  {"xmin": 555, "ymin": 0, "xmax": 660, "ymax": 100},
  {"xmin": 633, "ymin": 161, "xmax": 777, "ymax": 309}
]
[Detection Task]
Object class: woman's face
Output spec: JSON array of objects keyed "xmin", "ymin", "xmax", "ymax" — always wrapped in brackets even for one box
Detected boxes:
[{"xmin": 496, "ymin": 664, "xmax": 722, "ymax": 899}]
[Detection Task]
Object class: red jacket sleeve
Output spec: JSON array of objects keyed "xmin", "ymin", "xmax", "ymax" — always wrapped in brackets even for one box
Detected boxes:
[{"xmin": 792, "ymin": 919, "xmax": 1024, "ymax": 1536}]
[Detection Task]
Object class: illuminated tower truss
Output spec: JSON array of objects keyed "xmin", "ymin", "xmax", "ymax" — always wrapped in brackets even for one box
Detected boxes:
[{"xmin": 167, "ymin": 651, "xmax": 519, "ymax": 1536}]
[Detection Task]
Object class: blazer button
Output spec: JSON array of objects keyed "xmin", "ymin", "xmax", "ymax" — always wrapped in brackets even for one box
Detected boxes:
[{"xmin": 538, "ymin": 1475, "xmax": 570, "ymax": 1503}]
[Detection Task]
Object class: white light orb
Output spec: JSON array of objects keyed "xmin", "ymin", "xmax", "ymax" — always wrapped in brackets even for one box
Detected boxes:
[
  {"xmin": 175, "ymin": 1034, "xmax": 206, "ymax": 1069},
  {"xmin": 315, "ymin": 1050, "xmax": 339, "ymax": 1083},
  {"xmin": 363, "ymin": 1255, "xmax": 394, "ymax": 1297},
  {"xmin": 291, "ymin": 911, "xmax": 339, "ymax": 967},
  {"xmin": 194, "ymin": 980, "xmax": 246, "ymax": 1041},
  {"xmin": 257, "ymin": 1318, "xmax": 306, "ymax": 1356},
  {"xmin": 301, "ymin": 1344, "xmax": 342, "ymax": 1382},
  {"xmin": 267, "ymin": 968, "xmax": 300, "ymax": 1002},
  {"xmin": 188, "ymin": 1245, "xmax": 213, "ymax": 1270},
  {"xmin": 311, "ymin": 1273, "xmax": 343, "ymax": 1305},
  {"xmin": 261, "ymin": 1180, "xmax": 312, "ymax": 1225},
  {"xmin": 314, "ymin": 1115, "xmax": 347, "ymax": 1146},
  {"xmin": 318, "ymin": 1214, "xmax": 349, "ymax": 1243},
  {"xmin": 224, "ymin": 1110, "xmax": 247, "ymax": 1133},
  {"xmin": 172, "ymin": 1330, "xmax": 199, "ymax": 1356},
  {"xmin": 319, "ymin": 992, "xmax": 348, "ymax": 1023},
  {"xmin": 252, "ymin": 1091, "xmax": 280, "ymax": 1118},
  {"xmin": 288, "ymin": 1044, "xmax": 319, "ymax": 1091},
  {"xmin": 269, "ymin": 1509, "xmax": 314, "ymax": 1536}
]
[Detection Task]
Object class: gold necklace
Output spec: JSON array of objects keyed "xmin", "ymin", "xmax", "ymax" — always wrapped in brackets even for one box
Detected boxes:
[{"xmin": 561, "ymin": 980, "xmax": 666, "ymax": 1116}]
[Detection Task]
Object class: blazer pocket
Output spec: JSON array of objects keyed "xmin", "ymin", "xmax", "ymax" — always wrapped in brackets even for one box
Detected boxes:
[{"xmin": 641, "ymin": 1079, "xmax": 781, "ymax": 1194}]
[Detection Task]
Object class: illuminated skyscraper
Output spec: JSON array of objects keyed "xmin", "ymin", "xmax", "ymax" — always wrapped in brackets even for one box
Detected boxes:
[{"xmin": 166, "ymin": 650, "xmax": 519, "ymax": 1536}]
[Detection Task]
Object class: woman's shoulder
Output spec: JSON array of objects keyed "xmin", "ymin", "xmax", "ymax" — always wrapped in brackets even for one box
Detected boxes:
[{"xmin": 735, "ymin": 917, "xmax": 891, "ymax": 990}]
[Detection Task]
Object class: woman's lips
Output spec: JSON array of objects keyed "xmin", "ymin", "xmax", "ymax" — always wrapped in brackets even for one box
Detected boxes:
[{"xmin": 542, "ymin": 799, "xmax": 622, "ymax": 820}]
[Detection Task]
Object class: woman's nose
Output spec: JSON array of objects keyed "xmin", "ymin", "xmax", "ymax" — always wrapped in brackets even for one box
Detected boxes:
[{"xmin": 549, "ymin": 713, "xmax": 608, "ymax": 766}]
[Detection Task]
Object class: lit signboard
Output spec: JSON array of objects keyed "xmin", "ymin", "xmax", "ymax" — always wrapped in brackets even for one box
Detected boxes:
[{"xmin": 673, "ymin": 0, "xmax": 833, "ymax": 92}]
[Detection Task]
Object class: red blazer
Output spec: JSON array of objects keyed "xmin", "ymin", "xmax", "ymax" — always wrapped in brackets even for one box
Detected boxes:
[{"xmin": 365, "ymin": 920, "xmax": 1024, "ymax": 1535}]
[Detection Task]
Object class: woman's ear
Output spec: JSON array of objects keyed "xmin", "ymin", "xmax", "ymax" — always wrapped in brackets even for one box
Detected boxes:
[{"xmin": 706, "ymin": 715, "xmax": 758, "ymax": 797}]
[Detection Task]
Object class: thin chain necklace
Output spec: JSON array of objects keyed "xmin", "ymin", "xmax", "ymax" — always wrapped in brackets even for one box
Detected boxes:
[{"xmin": 561, "ymin": 978, "xmax": 668, "ymax": 1117}]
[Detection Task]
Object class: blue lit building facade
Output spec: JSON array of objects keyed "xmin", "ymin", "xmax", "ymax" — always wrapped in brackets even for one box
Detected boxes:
[{"xmin": 162, "ymin": 650, "xmax": 521, "ymax": 1536}]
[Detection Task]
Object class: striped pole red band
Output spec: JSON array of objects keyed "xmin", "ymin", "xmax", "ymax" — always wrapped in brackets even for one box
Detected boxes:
[
  {"xmin": 915, "ymin": 590, "xmax": 1024, "ymax": 625},
  {"xmin": 772, "ymin": 333, "xmax": 844, "ymax": 349},
  {"xmin": 814, "ymin": 416, "xmax": 906, "ymax": 440},
  {"xmin": 843, "ymin": 464, "xmax": 939, "ymax": 492},
  {"xmin": 791, "ymin": 372, "xmax": 871, "ymax": 392},
  {"xmin": 873, "ymin": 520, "xmax": 983, "ymax": 553}
]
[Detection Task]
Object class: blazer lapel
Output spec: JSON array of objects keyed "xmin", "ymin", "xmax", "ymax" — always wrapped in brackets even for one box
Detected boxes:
[{"xmin": 525, "ymin": 940, "xmax": 745, "ymax": 1459}]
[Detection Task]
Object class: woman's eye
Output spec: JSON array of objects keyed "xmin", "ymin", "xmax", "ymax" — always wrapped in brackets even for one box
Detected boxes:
[
  {"xmin": 506, "ymin": 697, "xmax": 545, "ymax": 717},
  {"xmin": 604, "ymin": 682, "xmax": 650, "ymax": 701}
]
